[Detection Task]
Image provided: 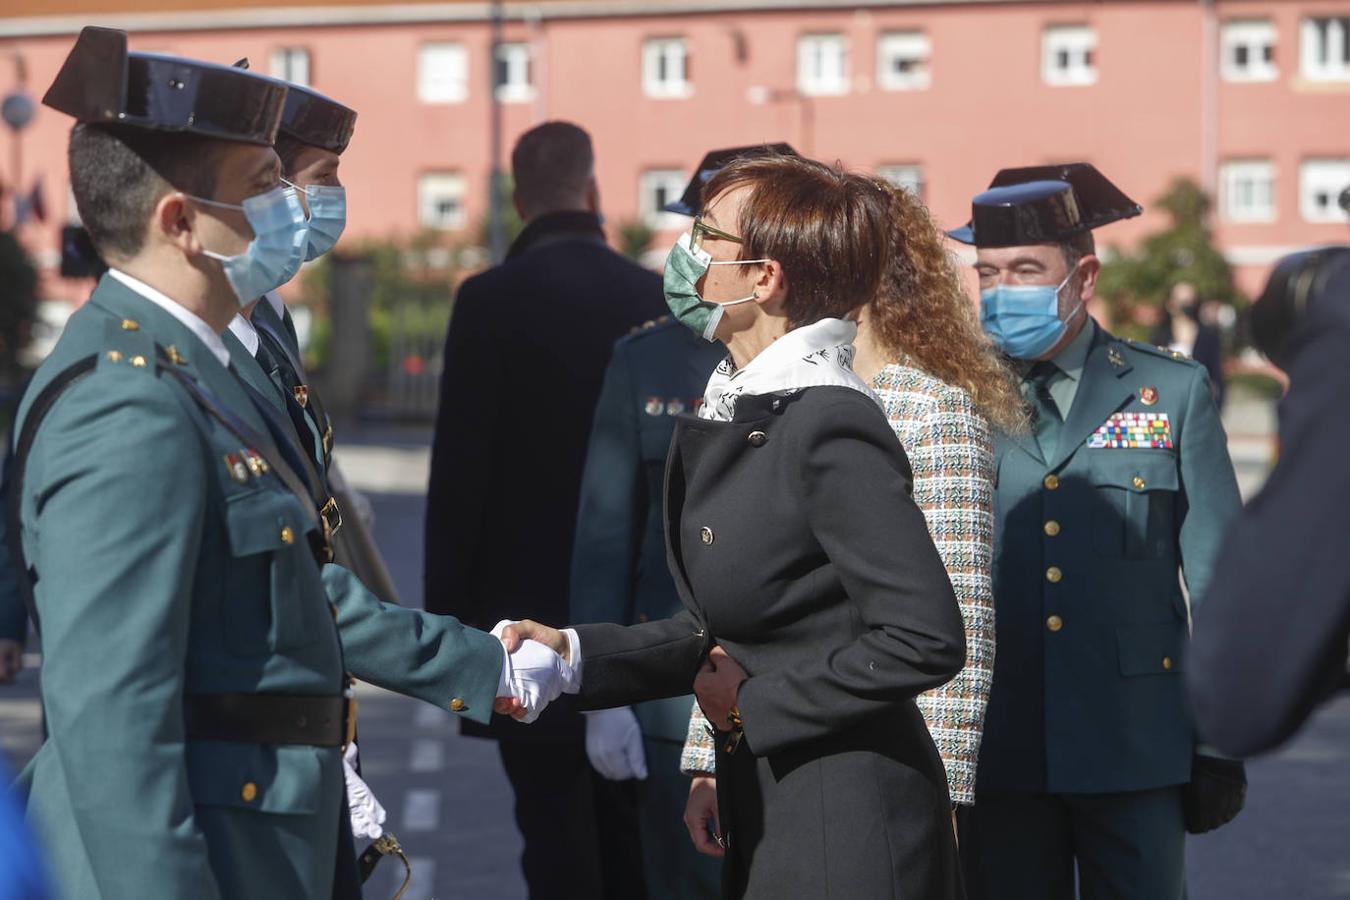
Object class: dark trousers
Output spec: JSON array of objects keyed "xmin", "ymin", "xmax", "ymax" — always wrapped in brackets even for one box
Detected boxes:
[
  {"xmin": 499, "ymin": 737, "xmax": 646, "ymax": 900},
  {"xmin": 638, "ymin": 738, "xmax": 721, "ymax": 900},
  {"xmin": 960, "ymin": 786, "xmax": 1186, "ymax": 900}
]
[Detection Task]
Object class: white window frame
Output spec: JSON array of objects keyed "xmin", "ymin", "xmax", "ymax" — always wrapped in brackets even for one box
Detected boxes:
[
  {"xmin": 417, "ymin": 42, "xmax": 468, "ymax": 104},
  {"xmin": 642, "ymin": 38, "xmax": 691, "ymax": 99},
  {"xmin": 1220, "ymin": 20, "xmax": 1277, "ymax": 82},
  {"xmin": 638, "ymin": 169, "xmax": 687, "ymax": 229},
  {"xmin": 1219, "ymin": 160, "xmax": 1276, "ymax": 223},
  {"xmin": 877, "ymin": 31, "xmax": 932, "ymax": 91},
  {"xmin": 877, "ymin": 164, "xmax": 924, "ymax": 199},
  {"xmin": 418, "ymin": 172, "xmax": 467, "ymax": 230},
  {"xmin": 1299, "ymin": 159, "xmax": 1350, "ymax": 223},
  {"xmin": 1042, "ymin": 25, "xmax": 1098, "ymax": 86},
  {"xmin": 1301, "ymin": 16, "xmax": 1350, "ymax": 81},
  {"xmin": 270, "ymin": 47, "xmax": 311, "ymax": 86},
  {"xmin": 797, "ymin": 33, "xmax": 849, "ymax": 97},
  {"xmin": 494, "ymin": 42, "xmax": 534, "ymax": 103}
]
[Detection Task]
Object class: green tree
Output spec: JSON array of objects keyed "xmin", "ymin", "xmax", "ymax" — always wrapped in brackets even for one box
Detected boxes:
[{"xmin": 1096, "ymin": 178, "xmax": 1243, "ymax": 340}]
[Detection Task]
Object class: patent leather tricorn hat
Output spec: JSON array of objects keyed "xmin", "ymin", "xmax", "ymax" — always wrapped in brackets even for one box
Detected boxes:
[
  {"xmin": 235, "ymin": 57, "xmax": 356, "ymax": 155},
  {"xmin": 665, "ymin": 143, "xmax": 800, "ymax": 216},
  {"xmin": 948, "ymin": 162, "xmax": 1142, "ymax": 247},
  {"xmin": 43, "ymin": 26, "xmax": 286, "ymax": 146}
]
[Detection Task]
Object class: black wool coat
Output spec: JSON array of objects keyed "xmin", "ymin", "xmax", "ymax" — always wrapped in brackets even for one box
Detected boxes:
[
  {"xmin": 424, "ymin": 211, "xmax": 667, "ymax": 740},
  {"xmin": 574, "ymin": 386, "xmax": 968, "ymax": 899}
]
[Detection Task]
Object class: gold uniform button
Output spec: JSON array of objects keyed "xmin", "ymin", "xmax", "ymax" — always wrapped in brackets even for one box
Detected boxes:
[
  {"xmin": 1132, "ymin": 475, "xmax": 1146, "ymax": 490},
  {"xmin": 105, "ymin": 350, "xmax": 123, "ymax": 363},
  {"xmin": 1162, "ymin": 656, "xmax": 1173, "ymax": 670},
  {"xmin": 241, "ymin": 782, "xmax": 258, "ymax": 803},
  {"xmin": 449, "ymin": 698, "xmax": 466, "ymax": 712},
  {"xmin": 280, "ymin": 526, "xmax": 295, "ymax": 545},
  {"xmin": 120, "ymin": 319, "xmax": 140, "ymax": 331},
  {"xmin": 700, "ymin": 527, "xmax": 714, "ymax": 545},
  {"xmin": 1046, "ymin": 566, "xmax": 1063, "ymax": 583},
  {"xmin": 130, "ymin": 355, "xmax": 147, "ymax": 368},
  {"xmin": 1044, "ymin": 520, "xmax": 1061, "ymax": 537},
  {"xmin": 747, "ymin": 430, "xmax": 768, "ymax": 447},
  {"xmin": 1043, "ymin": 474, "xmax": 1060, "ymax": 490},
  {"xmin": 1046, "ymin": 615, "xmax": 1064, "ymax": 633}
]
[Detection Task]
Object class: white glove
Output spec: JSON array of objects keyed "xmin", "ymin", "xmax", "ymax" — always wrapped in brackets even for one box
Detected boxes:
[
  {"xmin": 584, "ymin": 707, "xmax": 648, "ymax": 781},
  {"xmin": 491, "ymin": 620, "xmax": 570, "ymax": 724},
  {"xmin": 342, "ymin": 743, "xmax": 387, "ymax": 841}
]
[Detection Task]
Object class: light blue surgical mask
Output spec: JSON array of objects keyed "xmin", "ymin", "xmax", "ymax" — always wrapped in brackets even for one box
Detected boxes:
[
  {"xmin": 979, "ymin": 267, "xmax": 1083, "ymax": 359},
  {"xmin": 190, "ymin": 184, "xmax": 307, "ymax": 307},
  {"xmin": 289, "ymin": 181, "xmax": 347, "ymax": 261},
  {"xmin": 662, "ymin": 232, "xmax": 769, "ymax": 341}
]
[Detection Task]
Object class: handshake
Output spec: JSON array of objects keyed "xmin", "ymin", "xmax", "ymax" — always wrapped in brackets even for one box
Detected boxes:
[{"xmin": 490, "ymin": 619, "xmax": 579, "ymax": 723}]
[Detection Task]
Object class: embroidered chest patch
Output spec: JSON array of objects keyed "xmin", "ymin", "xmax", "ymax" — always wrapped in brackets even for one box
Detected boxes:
[{"xmin": 1088, "ymin": 412, "xmax": 1173, "ymax": 449}]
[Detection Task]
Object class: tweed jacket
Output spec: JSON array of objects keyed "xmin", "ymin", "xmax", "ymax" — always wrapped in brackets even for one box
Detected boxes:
[{"xmin": 682, "ymin": 360, "xmax": 996, "ymax": 805}]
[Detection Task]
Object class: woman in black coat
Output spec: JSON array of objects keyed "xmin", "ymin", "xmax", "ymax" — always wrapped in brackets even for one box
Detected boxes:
[{"xmin": 504, "ymin": 156, "xmax": 967, "ymax": 899}]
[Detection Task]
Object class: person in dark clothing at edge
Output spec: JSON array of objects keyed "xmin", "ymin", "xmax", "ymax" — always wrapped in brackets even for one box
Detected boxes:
[{"xmin": 424, "ymin": 121, "xmax": 667, "ymax": 899}]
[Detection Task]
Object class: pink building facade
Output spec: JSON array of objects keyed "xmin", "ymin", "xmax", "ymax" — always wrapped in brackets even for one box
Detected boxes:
[{"xmin": 1, "ymin": 0, "xmax": 1348, "ymax": 300}]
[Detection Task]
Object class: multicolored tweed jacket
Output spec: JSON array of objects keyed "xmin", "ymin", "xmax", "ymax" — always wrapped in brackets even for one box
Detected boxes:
[{"xmin": 680, "ymin": 360, "xmax": 997, "ymax": 805}]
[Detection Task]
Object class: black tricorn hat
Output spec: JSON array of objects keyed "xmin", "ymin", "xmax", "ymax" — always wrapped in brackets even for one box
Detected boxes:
[
  {"xmin": 234, "ymin": 58, "xmax": 356, "ymax": 155},
  {"xmin": 948, "ymin": 162, "xmax": 1142, "ymax": 247},
  {"xmin": 43, "ymin": 26, "xmax": 286, "ymax": 146},
  {"xmin": 664, "ymin": 143, "xmax": 799, "ymax": 216}
]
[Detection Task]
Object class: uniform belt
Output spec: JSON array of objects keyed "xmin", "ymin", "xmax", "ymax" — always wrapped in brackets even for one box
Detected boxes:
[{"xmin": 184, "ymin": 692, "xmax": 353, "ymax": 747}]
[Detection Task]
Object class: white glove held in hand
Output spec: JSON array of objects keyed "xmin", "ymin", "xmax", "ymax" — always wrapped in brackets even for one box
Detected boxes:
[
  {"xmin": 343, "ymin": 743, "xmax": 387, "ymax": 841},
  {"xmin": 584, "ymin": 707, "xmax": 648, "ymax": 781},
  {"xmin": 491, "ymin": 620, "xmax": 570, "ymax": 724}
]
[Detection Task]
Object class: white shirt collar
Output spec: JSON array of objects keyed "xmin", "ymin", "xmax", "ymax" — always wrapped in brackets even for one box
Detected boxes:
[
  {"xmin": 107, "ymin": 269, "xmax": 232, "ymax": 367},
  {"xmin": 227, "ymin": 313, "xmax": 260, "ymax": 357}
]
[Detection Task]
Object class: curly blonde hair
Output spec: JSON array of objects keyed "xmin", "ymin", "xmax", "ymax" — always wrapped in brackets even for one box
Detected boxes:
[{"xmin": 868, "ymin": 184, "xmax": 1027, "ymax": 434}]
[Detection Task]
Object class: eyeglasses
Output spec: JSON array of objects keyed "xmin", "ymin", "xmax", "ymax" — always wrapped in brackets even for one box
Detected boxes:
[{"xmin": 691, "ymin": 216, "xmax": 743, "ymax": 254}]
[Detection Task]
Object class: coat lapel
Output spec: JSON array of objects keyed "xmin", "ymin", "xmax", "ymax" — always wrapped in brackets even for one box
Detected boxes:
[
  {"xmin": 1048, "ymin": 329, "xmax": 1135, "ymax": 471},
  {"xmin": 223, "ymin": 330, "xmax": 288, "ymax": 415}
]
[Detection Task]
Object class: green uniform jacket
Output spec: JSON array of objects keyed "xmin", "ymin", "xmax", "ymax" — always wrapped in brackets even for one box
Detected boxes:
[
  {"xmin": 222, "ymin": 322, "xmax": 502, "ymax": 711},
  {"xmin": 568, "ymin": 318, "xmax": 724, "ymax": 742},
  {"xmin": 980, "ymin": 322, "xmax": 1241, "ymax": 795}
]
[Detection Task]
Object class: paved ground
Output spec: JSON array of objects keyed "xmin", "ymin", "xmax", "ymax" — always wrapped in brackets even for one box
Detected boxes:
[{"xmin": 7, "ymin": 398, "xmax": 1348, "ymax": 900}]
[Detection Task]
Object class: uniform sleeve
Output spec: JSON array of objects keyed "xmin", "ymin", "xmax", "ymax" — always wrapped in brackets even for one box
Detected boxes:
[
  {"xmin": 323, "ymin": 563, "xmax": 503, "ymax": 724},
  {"xmin": 26, "ymin": 374, "xmax": 221, "ymax": 900},
  {"xmin": 735, "ymin": 395, "xmax": 967, "ymax": 757},
  {"xmin": 908, "ymin": 395, "xmax": 996, "ymax": 806},
  {"xmin": 1176, "ymin": 365, "xmax": 1243, "ymax": 615},
  {"xmin": 1188, "ymin": 313, "xmax": 1350, "ymax": 757},
  {"xmin": 572, "ymin": 611, "xmax": 709, "ymax": 710},
  {"xmin": 569, "ymin": 344, "xmax": 644, "ymax": 627},
  {"xmin": 424, "ymin": 283, "xmax": 500, "ymax": 622},
  {"xmin": 680, "ymin": 701, "xmax": 717, "ymax": 775}
]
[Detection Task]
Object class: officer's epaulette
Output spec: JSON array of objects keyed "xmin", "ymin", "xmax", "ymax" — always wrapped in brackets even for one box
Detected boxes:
[
  {"xmin": 97, "ymin": 316, "xmax": 158, "ymax": 374},
  {"xmin": 1122, "ymin": 338, "xmax": 1201, "ymax": 366},
  {"xmin": 625, "ymin": 314, "xmax": 673, "ymax": 338}
]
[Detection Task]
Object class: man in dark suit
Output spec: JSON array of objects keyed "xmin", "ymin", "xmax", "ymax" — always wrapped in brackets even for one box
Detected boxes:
[{"xmin": 425, "ymin": 121, "xmax": 667, "ymax": 899}]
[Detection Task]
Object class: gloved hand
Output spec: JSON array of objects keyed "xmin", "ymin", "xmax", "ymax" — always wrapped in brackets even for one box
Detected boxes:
[
  {"xmin": 343, "ymin": 743, "xmax": 387, "ymax": 841},
  {"xmin": 1183, "ymin": 754, "xmax": 1247, "ymax": 834},
  {"xmin": 492, "ymin": 620, "xmax": 571, "ymax": 724},
  {"xmin": 584, "ymin": 707, "xmax": 648, "ymax": 781}
]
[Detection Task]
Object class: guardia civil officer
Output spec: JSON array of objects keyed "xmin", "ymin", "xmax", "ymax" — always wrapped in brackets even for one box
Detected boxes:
[
  {"xmin": 950, "ymin": 164, "xmax": 1245, "ymax": 900},
  {"xmin": 13, "ymin": 29, "xmax": 566, "ymax": 900},
  {"xmin": 569, "ymin": 144, "xmax": 793, "ymax": 900}
]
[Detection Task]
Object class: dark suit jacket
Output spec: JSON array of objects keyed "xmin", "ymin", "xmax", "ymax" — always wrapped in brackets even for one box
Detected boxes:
[
  {"xmin": 424, "ymin": 211, "xmax": 666, "ymax": 740},
  {"xmin": 573, "ymin": 387, "xmax": 966, "ymax": 899},
  {"xmin": 1188, "ymin": 262, "xmax": 1350, "ymax": 757}
]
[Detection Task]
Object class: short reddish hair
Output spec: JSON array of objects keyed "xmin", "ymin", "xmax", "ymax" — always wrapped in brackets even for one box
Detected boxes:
[{"xmin": 702, "ymin": 155, "xmax": 892, "ymax": 329}]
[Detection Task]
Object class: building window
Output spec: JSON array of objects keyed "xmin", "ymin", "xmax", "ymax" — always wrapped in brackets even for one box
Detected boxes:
[
  {"xmin": 418, "ymin": 42, "xmax": 468, "ymax": 104},
  {"xmin": 1221, "ymin": 20, "xmax": 1277, "ymax": 82},
  {"xmin": 270, "ymin": 47, "xmax": 311, "ymax": 86},
  {"xmin": 494, "ymin": 42, "xmax": 534, "ymax": 102},
  {"xmin": 1219, "ymin": 160, "xmax": 1276, "ymax": 222},
  {"xmin": 638, "ymin": 170, "xmax": 687, "ymax": 228},
  {"xmin": 643, "ymin": 38, "xmax": 690, "ymax": 98},
  {"xmin": 1300, "ymin": 159, "xmax": 1350, "ymax": 222},
  {"xmin": 1301, "ymin": 16, "xmax": 1350, "ymax": 81},
  {"xmin": 877, "ymin": 32, "xmax": 931, "ymax": 91},
  {"xmin": 878, "ymin": 164, "xmax": 924, "ymax": 199},
  {"xmin": 797, "ymin": 34, "xmax": 849, "ymax": 96},
  {"xmin": 1042, "ymin": 25, "xmax": 1097, "ymax": 86},
  {"xmin": 418, "ymin": 173, "xmax": 466, "ymax": 230}
]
